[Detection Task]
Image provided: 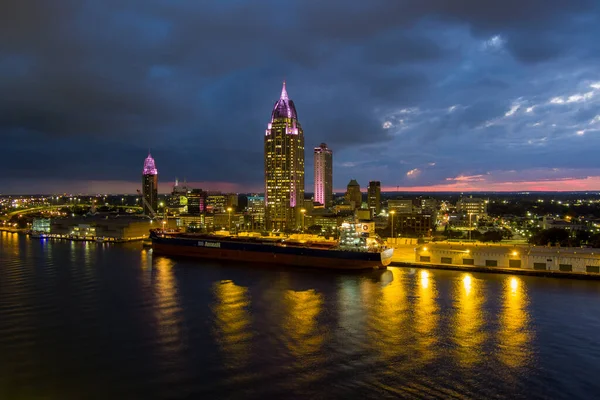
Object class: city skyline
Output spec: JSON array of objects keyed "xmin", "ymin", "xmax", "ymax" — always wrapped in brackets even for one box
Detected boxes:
[{"xmin": 2, "ymin": 2, "xmax": 600, "ymax": 194}]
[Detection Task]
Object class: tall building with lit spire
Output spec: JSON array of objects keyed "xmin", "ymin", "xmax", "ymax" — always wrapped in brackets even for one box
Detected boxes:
[
  {"xmin": 142, "ymin": 153, "xmax": 158, "ymax": 216},
  {"xmin": 264, "ymin": 82, "xmax": 305, "ymax": 230},
  {"xmin": 314, "ymin": 143, "xmax": 333, "ymax": 208}
]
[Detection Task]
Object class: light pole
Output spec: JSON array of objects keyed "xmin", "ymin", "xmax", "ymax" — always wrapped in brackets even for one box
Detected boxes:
[
  {"xmin": 390, "ymin": 210, "xmax": 396, "ymax": 239},
  {"xmin": 227, "ymin": 207, "xmax": 233, "ymax": 233},
  {"xmin": 468, "ymin": 212, "xmax": 473, "ymax": 241},
  {"xmin": 301, "ymin": 208, "xmax": 306, "ymax": 232}
]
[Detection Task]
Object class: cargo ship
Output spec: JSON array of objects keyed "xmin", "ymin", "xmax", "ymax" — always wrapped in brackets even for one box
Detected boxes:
[{"xmin": 150, "ymin": 220, "xmax": 394, "ymax": 270}]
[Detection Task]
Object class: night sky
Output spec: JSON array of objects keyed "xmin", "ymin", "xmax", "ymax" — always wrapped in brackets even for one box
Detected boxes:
[{"xmin": 1, "ymin": 1, "xmax": 600, "ymax": 194}]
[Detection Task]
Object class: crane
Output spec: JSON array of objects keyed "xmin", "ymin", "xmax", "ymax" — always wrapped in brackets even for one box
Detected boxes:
[{"xmin": 137, "ymin": 189, "xmax": 167, "ymax": 229}]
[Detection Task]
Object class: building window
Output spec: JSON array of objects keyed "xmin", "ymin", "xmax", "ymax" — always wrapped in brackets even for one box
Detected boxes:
[
  {"xmin": 533, "ymin": 262, "xmax": 547, "ymax": 270},
  {"xmin": 441, "ymin": 257, "xmax": 452, "ymax": 264},
  {"xmin": 485, "ymin": 260, "xmax": 497, "ymax": 267},
  {"xmin": 463, "ymin": 258, "xmax": 474, "ymax": 265},
  {"xmin": 586, "ymin": 266, "xmax": 600, "ymax": 273},
  {"xmin": 559, "ymin": 264, "xmax": 572, "ymax": 272},
  {"xmin": 420, "ymin": 256, "xmax": 431, "ymax": 262},
  {"xmin": 509, "ymin": 259, "xmax": 521, "ymax": 268}
]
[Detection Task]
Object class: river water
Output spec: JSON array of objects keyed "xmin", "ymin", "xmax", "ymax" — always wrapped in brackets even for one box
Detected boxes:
[{"xmin": 1, "ymin": 231, "xmax": 600, "ymax": 399}]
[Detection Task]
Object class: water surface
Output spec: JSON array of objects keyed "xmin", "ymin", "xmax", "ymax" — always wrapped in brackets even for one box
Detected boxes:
[{"xmin": 1, "ymin": 231, "xmax": 600, "ymax": 399}]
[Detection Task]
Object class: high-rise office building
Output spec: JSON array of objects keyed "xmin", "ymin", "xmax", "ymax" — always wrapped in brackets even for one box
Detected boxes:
[
  {"xmin": 367, "ymin": 181, "xmax": 381, "ymax": 215},
  {"xmin": 264, "ymin": 82, "xmax": 305, "ymax": 230},
  {"xmin": 314, "ymin": 143, "xmax": 333, "ymax": 208},
  {"xmin": 345, "ymin": 179, "xmax": 362, "ymax": 210},
  {"xmin": 142, "ymin": 153, "xmax": 158, "ymax": 216}
]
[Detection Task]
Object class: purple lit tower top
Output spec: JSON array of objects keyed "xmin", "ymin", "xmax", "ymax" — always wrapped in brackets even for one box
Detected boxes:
[
  {"xmin": 271, "ymin": 81, "xmax": 298, "ymax": 121},
  {"xmin": 143, "ymin": 153, "xmax": 158, "ymax": 175}
]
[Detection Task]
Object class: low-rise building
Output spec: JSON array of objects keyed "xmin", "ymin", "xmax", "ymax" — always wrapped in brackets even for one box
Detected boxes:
[
  {"xmin": 49, "ymin": 215, "xmax": 176, "ymax": 241},
  {"xmin": 32, "ymin": 218, "xmax": 51, "ymax": 233},
  {"xmin": 415, "ymin": 243, "xmax": 600, "ymax": 274},
  {"xmin": 456, "ymin": 196, "xmax": 487, "ymax": 217},
  {"xmin": 388, "ymin": 199, "xmax": 415, "ymax": 214}
]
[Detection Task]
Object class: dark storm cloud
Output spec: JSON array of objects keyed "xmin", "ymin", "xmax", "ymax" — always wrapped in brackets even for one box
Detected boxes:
[
  {"xmin": 361, "ymin": 34, "xmax": 447, "ymax": 66},
  {"xmin": 0, "ymin": 0, "xmax": 599, "ymax": 193}
]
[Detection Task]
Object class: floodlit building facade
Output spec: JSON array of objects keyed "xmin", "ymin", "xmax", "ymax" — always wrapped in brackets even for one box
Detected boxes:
[
  {"xmin": 264, "ymin": 82, "xmax": 305, "ymax": 230},
  {"xmin": 314, "ymin": 143, "xmax": 333, "ymax": 208}
]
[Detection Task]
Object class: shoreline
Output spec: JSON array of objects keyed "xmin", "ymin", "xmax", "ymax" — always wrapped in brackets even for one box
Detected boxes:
[{"xmin": 391, "ymin": 261, "xmax": 600, "ymax": 280}]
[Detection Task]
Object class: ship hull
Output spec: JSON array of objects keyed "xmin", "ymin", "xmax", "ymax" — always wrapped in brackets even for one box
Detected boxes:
[{"xmin": 151, "ymin": 235, "xmax": 389, "ymax": 270}]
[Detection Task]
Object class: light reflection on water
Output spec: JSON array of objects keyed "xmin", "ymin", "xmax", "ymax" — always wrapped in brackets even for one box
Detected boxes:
[
  {"xmin": 152, "ymin": 257, "xmax": 186, "ymax": 379},
  {"xmin": 498, "ymin": 276, "xmax": 532, "ymax": 368},
  {"xmin": 212, "ymin": 280, "xmax": 252, "ymax": 371},
  {"xmin": 414, "ymin": 269, "xmax": 438, "ymax": 365},
  {"xmin": 282, "ymin": 289, "xmax": 323, "ymax": 358},
  {"xmin": 453, "ymin": 273, "xmax": 487, "ymax": 368},
  {"xmin": 1, "ymin": 236, "xmax": 600, "ymax": 399}
]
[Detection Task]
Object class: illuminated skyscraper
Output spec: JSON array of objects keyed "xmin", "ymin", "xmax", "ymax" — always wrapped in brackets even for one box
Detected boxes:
[
  {"xmin": 368, "ymin": 181, "xmax": 381, "ymax": 216},
  {"xmin": 314, "ymin": 143, "xmax": 333, "ymax": 208},
  {"xmin": 142, "ymin": 153, "xmax": 158, "ymax": 216},
  {"xmin": 264, "ymin": 82, "xmax": 305, "ymax": 230}
]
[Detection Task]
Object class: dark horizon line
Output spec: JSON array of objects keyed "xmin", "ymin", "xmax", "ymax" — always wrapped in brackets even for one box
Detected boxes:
[{"xmin": 3, "ymin": 190, "xmax": 600, "ymax": 197}]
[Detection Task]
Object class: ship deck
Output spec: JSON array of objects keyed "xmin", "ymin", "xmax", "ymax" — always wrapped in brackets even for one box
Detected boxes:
[{"xmin": 160, "ymin": 233, "xmax": 339, "ymax": 250}]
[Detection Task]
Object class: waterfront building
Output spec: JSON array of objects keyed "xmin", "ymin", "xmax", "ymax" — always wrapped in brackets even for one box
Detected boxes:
[
  {"xmin": 415, "ymin": 243, "xmax": 600, "ymax": 274},
  {"xmin": 367, "ymin": 181, "xmax": 381, "ymax": 216},
  {"xmin": 49, "ymin": 215, "xmax": 176, "ymax": 241},
  {"xmin": 345, "ymin": 179, "xmax": 362, "ymax": 210},
  {"xmin": 314, "ymin": 143, "xmax": 333, "ymax": 208},
  {"xmin": 264, "ymin": 81, "xmax": 305, "ymax": 230},
  {"xmin": 32, "ymin": 218, "xmax": 51, "ymax": 233},
  {"xmin": 142, "ymin": 153, "xmax": 158, "ymax": 216}
]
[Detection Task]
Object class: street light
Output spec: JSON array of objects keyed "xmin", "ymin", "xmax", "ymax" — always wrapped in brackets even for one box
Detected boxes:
[
  {"xmin": 468, "ymin": 212, "xmax": 473, "ymax": 241},
  {"xmin": 300, "ymin": 208, "xmax": 306, "ymax": 232},
  {"xmin": 390, "ymin": 210, "xmax": 396, "ymax": 239},
  {"xmin": 227, "ymin": 207, "xmax": 233, "ymax": 233}
]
